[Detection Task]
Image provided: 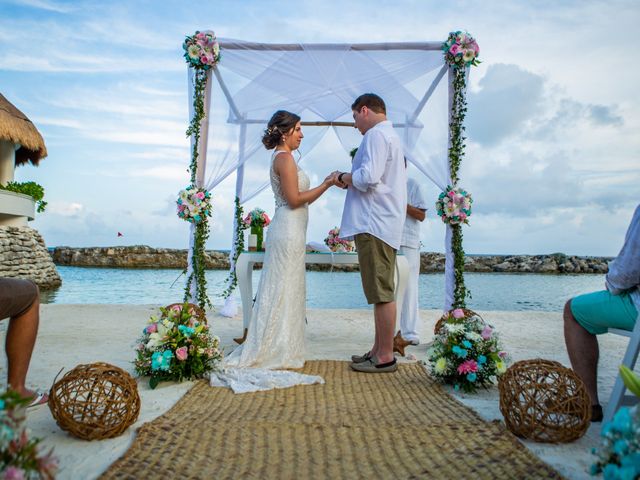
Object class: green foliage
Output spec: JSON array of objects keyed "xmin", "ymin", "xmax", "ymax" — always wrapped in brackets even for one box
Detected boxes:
[
  {"xmin": 447, "ymin": 66, "xmax": 472, "ymax": 306},
  {"xmin": 183, "ymin": 67, "xmax": 212, "ymax": 309},
  {"xmin": 221, "ymin": 197, "xmax": 246, "ymax": 299},
  {"xmin": 0, "ymin": 181, "xmax": 47, "ymax": 213},
  {"xmin": 448, "ymin": 67, "xmax": 467, "ymax": 186}
]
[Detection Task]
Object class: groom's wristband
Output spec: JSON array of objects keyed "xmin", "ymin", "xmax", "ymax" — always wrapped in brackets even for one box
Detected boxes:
[{"xmin": 338, "ymin": 172, "xmax": 345, "ymax": 184}]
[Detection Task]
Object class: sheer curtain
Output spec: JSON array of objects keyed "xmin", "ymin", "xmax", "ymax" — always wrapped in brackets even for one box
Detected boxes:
[{"xmin": 186, "ymin": 39, "xmax": 459, "ymax": 311}]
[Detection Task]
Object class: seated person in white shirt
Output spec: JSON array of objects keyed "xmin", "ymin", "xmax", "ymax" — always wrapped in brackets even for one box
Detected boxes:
[{"xmin": 394, "ymin": 167, "xmax": 428, "ymax": 354}]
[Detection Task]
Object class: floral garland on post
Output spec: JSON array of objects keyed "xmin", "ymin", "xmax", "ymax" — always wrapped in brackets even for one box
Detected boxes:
[
  {"xmin": 441, "ymin": 30, "xmax": 479, "ymax": 309},
  {"xmin": 180, "ymin": 30, "xmax": 221, "ymax": 310},
  {"xmin": 221, "ymin": 197, "xmax": 247, "ymax": 299}
]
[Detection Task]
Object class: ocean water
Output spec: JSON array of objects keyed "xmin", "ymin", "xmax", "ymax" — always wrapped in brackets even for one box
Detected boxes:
[{"xmin": 40, "ymin": 266, "xmax": 607, "ymax": 312}]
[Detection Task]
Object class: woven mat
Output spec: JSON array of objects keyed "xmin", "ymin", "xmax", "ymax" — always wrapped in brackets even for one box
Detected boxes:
[{"xmin": 101, "ymin": 361, "xmax": 563, "ymax": 479}]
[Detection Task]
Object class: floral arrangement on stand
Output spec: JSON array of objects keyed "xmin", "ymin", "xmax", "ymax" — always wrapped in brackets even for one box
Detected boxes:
[
  {"xmin": 324, "ymin": 227, "xmax": 355, "ymax": 253},
  {"xmin": 436, "ymin": 186, "xmax": 472, "ymax": 225},
  {"xmin": 0, "ymin": 390, "xmax": 58, "ymax": 479},
  {"xmin": 440, "ymin": 30, "xmax": 480, "ymax": 309},
  {"xmin": 180, "ymin": 30, "xmax": 221, "ymax": 310},
  {"xmin": 590, "ymin": 365, "xmax": 640, "ymax": 479},
  {"xmin": 134, "ymin": 302, "xmax": 222, "ymax": 389},
  {"xmin": 244, "ymin": 207, "xmax": 271, "ymax": 251},
  {"xmin": 427, "ymin": 308, "xmax": 508, "ymax": 393}
]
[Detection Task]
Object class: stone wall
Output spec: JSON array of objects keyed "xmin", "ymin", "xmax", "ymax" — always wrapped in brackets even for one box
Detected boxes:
[
  {"xmin": 50, "ymin": 246, "xmax": 611, "ymax": 274},
  {"xmin": 0, "ymin": 226, "xmax": 61, "ymax": 289}
]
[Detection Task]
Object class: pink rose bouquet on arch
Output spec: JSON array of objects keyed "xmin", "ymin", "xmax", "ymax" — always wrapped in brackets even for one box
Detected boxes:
[
  {"xmin": 436, "ymin": 185, "xmax": 472, "ymax": 225},
  {"xmin": 442, "ymin": 31, "xmax": 480, "ymax": 68},
  {"xmin": 177, "ymin": 186, "xmax": 212, "ymax": 224},
  {"xmin": 183, "ymin": 30, "xmax": 221, "ymax": 70}
]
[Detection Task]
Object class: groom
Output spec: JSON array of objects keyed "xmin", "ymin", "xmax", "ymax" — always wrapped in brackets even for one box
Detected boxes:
[{"xmin": 337, "ymin": 93, "xmax": 407, "ymax": 373}]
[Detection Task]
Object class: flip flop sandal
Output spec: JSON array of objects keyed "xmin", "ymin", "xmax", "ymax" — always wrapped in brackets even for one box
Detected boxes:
[{"xmin": 27, "ymin": 391, "xmax": 49, "ymax": 408}]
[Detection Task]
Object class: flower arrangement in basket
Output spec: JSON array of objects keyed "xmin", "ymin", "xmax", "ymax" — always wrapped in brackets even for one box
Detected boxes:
[
  {"xmin": 0, "ymin": 390, "xmax": 58, "ymax": 479},
  {"xmin": 134, "ymin": 303, "xmax": 222, "ymax": 389},
  {"xmin": 324, "ymin": 226, "xmax": 355, "ymax": 253},
  {"xmin": 183, "ymin": 30, "xmax": 220, "ymax": 70},
  {"xmin": 427, "ymin": 308, "xmax": 508, "ymax": 393},
  {"xmin": 591, "ymin": 366, "xmax": 640, "ymax": 479},
  {"xmin": 436, "ymin": 186, "xmax": 472, "ymax": 225},
  {"xmin": 442, "ymin": 31, "xmax": 480, "ymax": 68},
  {"xmin": 177, "ymin": 186, "xmax": 212, "ymax": 224},
  {"xmin": 244, "ymin": 207, "xmax": 271, "ymax": 251}
]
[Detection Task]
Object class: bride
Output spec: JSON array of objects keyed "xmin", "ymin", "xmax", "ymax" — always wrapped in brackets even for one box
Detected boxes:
[{"xmin": 211, "ymin": 110, "xmax": 338, "ymax": 393}]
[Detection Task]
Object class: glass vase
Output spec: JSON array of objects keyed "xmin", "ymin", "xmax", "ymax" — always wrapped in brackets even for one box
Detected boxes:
[{"xmin": 251, "ymin": 225, "xmax": 264, "ymax": 251}]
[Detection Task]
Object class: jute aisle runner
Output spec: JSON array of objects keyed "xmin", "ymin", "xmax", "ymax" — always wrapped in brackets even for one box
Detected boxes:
[{"xmin": 101, "ymin": 361, "xmax": 563, "ymax": 479}]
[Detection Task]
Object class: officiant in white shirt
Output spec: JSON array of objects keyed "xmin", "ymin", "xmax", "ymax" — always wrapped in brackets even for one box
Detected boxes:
[{"xmin": 394, "ymin": 168, "xmax": 428, "ymax": 354}]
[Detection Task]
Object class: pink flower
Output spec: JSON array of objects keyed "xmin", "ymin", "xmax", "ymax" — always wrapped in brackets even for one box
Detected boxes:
[
  {"xmin": 176, "ymin": 347, "xmax": 188, "ymax": 361},
  {"xmin": 3, "ymin": 467, "xmax": 26, "ymax": 480},
  {"xmin": 481, "ymin": 325, "xmax": 492, "ymax": 340},
  {"xmin": 196, "ymin": 192, "xmax": 205, "ymax": 200},
  {"xmin": 498, "ymin": 351, "xmax": 507, "ymax": 358},
  {"xmin": 146, "ymin": 323, "xmax": 158, "ymax": 334},
  {"xmin": 457, "ymin": 360, "xmax": 478, "ymax": 374},
  {"xmin": 200, "ymin": 55, "xmax": 209, "ymax": 65},
  {"xmin": 452, "ymin": 308, "xmax": 465, "ymax": 319},
  {"xmin": 449, "ymin": 43, "xmax": 461, "ymax": 56}
]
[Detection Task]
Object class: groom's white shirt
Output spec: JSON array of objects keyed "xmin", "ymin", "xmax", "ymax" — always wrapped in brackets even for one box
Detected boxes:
[{"xmin": 340, "ymin": 120, "xmax": 407, "ymax": 250}]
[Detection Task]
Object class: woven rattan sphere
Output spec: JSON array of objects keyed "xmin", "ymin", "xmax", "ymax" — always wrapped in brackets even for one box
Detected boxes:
[
  {"xmin": 49, "ymin": 362, "xmax": 140, "ymax": 441},
  {"xmin": 498, "ymin": 359, "xmax": 590, "ymax": 443}
]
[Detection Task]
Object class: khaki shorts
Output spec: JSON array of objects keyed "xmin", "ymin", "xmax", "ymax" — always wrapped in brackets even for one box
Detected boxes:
[
  {"xmin": 0, "ymin": 278, "xmax": 38, "ymax": 320},
  {"xmin": 355, "ymin": 233, "xmax": 396, "ymax": 304}
]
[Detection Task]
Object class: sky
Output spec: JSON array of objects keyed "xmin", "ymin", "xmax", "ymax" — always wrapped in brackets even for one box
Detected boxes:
[{"xmin": 1, "ymin": 0, "xmax": 638, "ymax": 256}]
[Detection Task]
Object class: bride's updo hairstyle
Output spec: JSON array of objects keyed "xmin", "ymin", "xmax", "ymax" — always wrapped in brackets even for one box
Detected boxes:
[{"xmin": 262, "ymin": 110, "xmax": 301, "ymax": 150}]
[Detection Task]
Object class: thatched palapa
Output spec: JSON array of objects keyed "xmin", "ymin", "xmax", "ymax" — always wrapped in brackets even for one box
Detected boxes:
[{"xmin": 0, "ymin": 93, "xmax": 47, "ymax": 166}]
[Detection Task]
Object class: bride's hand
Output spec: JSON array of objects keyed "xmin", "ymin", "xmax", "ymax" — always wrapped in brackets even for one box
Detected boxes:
[{"xmin": 324, "ymin": 171, "xmax": 339, "ymax": 187}]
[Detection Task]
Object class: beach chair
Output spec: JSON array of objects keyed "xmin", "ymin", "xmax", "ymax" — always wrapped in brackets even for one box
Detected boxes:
[{"xmin": 604, "ymin": 313, "xmax": 640, "ymax": 423}]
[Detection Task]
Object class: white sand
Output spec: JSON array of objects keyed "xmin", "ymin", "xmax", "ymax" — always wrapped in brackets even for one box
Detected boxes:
[{"xmin": 4, "ymin": 305, "xmax": 632, "ymax": 479}]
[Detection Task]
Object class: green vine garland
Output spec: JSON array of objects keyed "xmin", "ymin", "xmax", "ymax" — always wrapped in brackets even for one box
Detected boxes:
[
  {"xmin": 182, "ymin": 67, "xmax": 211, "ymax": 309},
  {"xmin": 221, "ymin": 196, "xmax": 246, "ymax": 299},
  {"xmin": 448, "ymin": 60, "xmax": 471, "ymax": 308}
]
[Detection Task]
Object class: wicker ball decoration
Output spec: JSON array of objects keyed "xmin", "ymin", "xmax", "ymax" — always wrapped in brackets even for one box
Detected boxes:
[
  {"xmin": 498, "ymin": 358, "xmax": 590, "ymax": 443},
  {"xmin": 49, "ymin": 362, "xmax": 140, "ymax": 441},
  {"xmin": 434, "ymin": 308, "xmax": 481, "ymax": 334},
  {"xmin": 165, "ymin": 302, "xmax": 207, "ymax": 324}
]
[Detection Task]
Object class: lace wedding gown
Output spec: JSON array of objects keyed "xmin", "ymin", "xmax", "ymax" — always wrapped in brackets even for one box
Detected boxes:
[{"xmin": 210, "ymin": 150, "xmax": 324, "ymax": 393}]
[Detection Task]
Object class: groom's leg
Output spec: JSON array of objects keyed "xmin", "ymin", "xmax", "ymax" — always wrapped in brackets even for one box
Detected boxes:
[{"xmin": 374, "ymin": 301, "xmax": 396, "ymax": 363}]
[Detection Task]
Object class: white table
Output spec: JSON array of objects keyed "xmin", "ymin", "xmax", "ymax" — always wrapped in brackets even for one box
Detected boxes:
[{"xmin": 236, "ymin": 251, "xmax": 409, "ymax": 332}]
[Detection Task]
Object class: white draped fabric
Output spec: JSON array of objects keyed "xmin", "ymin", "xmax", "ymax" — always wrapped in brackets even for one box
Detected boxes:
[{"xmin": 185, "ymin": 39, "xmax": 464, "ymax": 310}]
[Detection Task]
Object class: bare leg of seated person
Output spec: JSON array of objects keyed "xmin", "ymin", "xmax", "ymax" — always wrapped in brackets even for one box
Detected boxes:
[{"xmin": 563, "ymin": 299, "xmax": 601, "ymax": 419}]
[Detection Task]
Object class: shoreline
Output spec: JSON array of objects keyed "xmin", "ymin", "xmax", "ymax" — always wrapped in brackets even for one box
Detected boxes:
[
  {"xmin": 8, "ymin": 305, "xmax": 628, "ymax": 479},
  {"xmin": 49, "ymin": 245, "xmax": 612, "ymax": 274}
]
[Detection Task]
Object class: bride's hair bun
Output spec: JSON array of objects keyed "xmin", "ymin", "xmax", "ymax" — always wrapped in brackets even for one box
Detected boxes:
[{"xmin": 262, "ymin": 110, "xmax": 301, "ymax": 149}]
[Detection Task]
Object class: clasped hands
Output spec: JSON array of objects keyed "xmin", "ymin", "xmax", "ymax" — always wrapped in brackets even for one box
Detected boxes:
[{"xmin": 325, "ymin": 170, "xmax": 348, "ymax": 189}]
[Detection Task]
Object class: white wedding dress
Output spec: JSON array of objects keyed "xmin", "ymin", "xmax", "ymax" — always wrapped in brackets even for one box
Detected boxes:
[{"xmin": 210, "ymin": 150, "xmax": 324, "ymax": 393}]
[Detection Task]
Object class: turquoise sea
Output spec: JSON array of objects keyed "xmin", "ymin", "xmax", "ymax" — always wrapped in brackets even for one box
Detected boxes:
[{"xmin": 40, "ymin": 266, "xmax": 607, "ymax": 312}]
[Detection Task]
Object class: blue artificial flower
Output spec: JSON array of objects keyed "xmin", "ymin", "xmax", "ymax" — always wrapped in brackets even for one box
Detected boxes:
[
  {"xmin": 612, "ymin": 407, "xmax": 633, "ymax": 435},
  {"xmin": 151, "ymin": 351, "xmax": 164, "ymax": 371},
  {"xmin": 614, "ymin": 439, "xmax": 629, "ymax": 456},
  {"xmin": 0, "ymin": 399, "xmax": 5, "ymax": 410},
  {"xmin": 462, "ymin": 340, "xmax": 472, "ymax": 349},
  {"xmin": 467, "ymin": 373, "xmax": 477, "ymax": 382},
  {"xmin": 589, "ymin": 464, "xmax": 599, "ymax": 476},
  {"xmin": 603, "ymin": 463, "xmax": 619, "ymax": 480},
  {"xmin": 178, "ymin": 325, "xmax": 195, "ymax": 337},
  {"xmin": 452, "ymin": 345, "xmax": 468, "ymax": 358},
  {"xmin": 621, "ymin": 453, "xmax": 640, "ymax": 470},
  {"xmin": 617, "ymin": 465, "xmax": 638, "ymax": 480},
  {"xmin": 453, "ymin": 384, "xmax": 460, "ymax": 391},
  {"xmin": 478, "ymin": 355, "xmax": 487, "ymax": 364}
]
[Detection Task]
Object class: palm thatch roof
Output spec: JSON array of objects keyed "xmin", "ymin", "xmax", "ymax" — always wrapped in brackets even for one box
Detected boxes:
[{"xmin": 0, "ymin": 94, "xmax": 47, "ymax": 166}]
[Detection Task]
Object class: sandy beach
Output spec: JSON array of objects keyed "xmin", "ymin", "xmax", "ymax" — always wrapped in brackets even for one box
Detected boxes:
[{"xmin": 4, "ymin": 304, "xmax": 632, "ymax": 479}]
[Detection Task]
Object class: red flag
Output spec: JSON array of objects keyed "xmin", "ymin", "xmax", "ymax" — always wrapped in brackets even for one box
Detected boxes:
[{"xmin": 117, "ymin": 232, "xmax": 123, "ymax": 237}]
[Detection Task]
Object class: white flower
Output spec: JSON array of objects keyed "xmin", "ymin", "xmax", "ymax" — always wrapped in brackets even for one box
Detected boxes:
[
  {"xmin": 188, "ymin": 44, "xmax": 200, "ymax": 60},
  {"xmin": 465, "ymin": 331, "xmax": 482, "ymax": 342}
]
